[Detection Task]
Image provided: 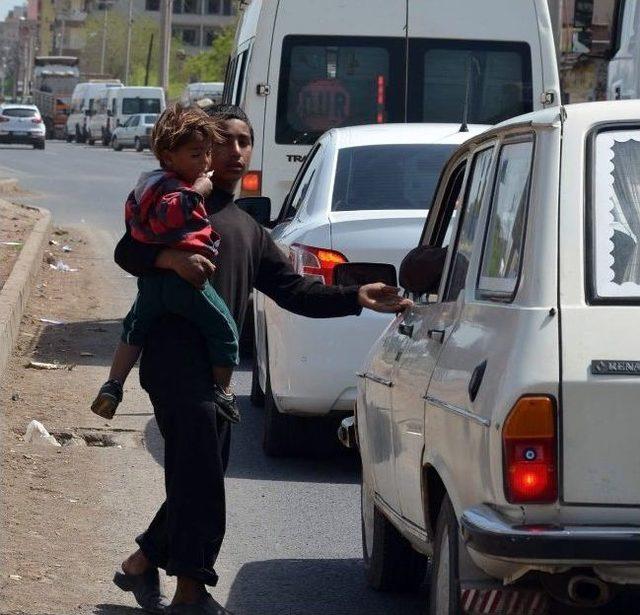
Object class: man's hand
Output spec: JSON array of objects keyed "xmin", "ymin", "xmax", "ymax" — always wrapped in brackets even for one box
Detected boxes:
[
  {"xmin": 193, "ymin": 175, "xmax": 213, "ymax": 198},
  {"xmin": 357, "ymin": 283, "xmax": 413, "ymax": 313},
  {"xmin": 156, "ymin": 249, "xmax": 215, "ymax": 289}
]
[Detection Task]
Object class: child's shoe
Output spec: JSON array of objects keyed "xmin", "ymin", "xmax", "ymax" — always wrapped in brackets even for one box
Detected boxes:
[
  {"xmin": 91, "ymin": 379, "xmax": 123, "ymax": 420},
  {"xmin": 213, "ymin": 385, "xmax": 241, "ymax": 423}
]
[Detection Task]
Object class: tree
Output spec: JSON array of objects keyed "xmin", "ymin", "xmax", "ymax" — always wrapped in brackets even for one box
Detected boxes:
[{"xmin": 181, "ymin": 25, "xmax": 235, "ymax": 84}]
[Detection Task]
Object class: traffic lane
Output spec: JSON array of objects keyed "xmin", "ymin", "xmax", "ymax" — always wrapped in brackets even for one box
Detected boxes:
[
  {"xmin": 0, "ymin": 141, "xmax": 155, "ymax": 234},
  {"xmin": 143, "ymin": 361, "xmax": 425, "ymax": 615}
]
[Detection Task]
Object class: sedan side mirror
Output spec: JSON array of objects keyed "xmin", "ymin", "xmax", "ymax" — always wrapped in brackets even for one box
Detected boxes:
[
  {"xmin": 235, "ymin": 196, "xmax": 272, "ymax": 227},
  {"xmin": 333, "ymin": 262, "xmax": 397, "ymax": 287},
  {"xmin": 399, "ymin": 245, "xmax": 447, "ymax": 295}
]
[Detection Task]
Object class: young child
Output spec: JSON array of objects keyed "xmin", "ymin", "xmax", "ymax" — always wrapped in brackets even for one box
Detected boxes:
[{"xmin": 91, "ymin": 104, "xmax": 240, "ymax": 423}]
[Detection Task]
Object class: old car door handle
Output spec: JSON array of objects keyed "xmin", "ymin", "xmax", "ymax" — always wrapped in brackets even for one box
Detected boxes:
[
  {"xmin": 468, "ymin": 360, "xmax": 487, "ymax": 402},
  {"xmin": 427, "ymin": 328, "xmax": 445, "ymax": 343},
  {"xmin": 399, "ymin": 323, "xmax": 414, "ymax": 338}
]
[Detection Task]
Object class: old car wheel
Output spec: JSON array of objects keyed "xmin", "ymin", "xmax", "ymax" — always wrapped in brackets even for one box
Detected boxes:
[
  {"xmin": 361, "ymin": 478, "xmax": 428, "ymax": 591},
  {"xmin": 134, "ymin": 137, "xmax": 144, "ymax": 152},
  {"xmin": 112, "ymin": 137, "xmax": 123, "ymax": 152},
  {"xmin": 430, "ymin": 495, "xmax": 462, "ymax": 614}
]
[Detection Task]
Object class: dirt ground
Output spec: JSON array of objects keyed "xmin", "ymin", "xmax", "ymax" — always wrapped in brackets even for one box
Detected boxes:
[
  {"xmin": 0, "ymin": 201, "xmax": 40, "ymax": 291},
  {"xmin": 0, "ymin": 225, "xmax": 167, "ymax": 615}
]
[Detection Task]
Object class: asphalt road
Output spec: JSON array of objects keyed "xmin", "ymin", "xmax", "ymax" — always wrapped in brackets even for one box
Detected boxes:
[{"xmin": 0, "ymin": 141, "xmax": 425, "ymax": 614}]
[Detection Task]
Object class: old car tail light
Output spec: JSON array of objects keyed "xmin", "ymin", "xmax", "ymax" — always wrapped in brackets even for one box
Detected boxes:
[
  {"xmin": 241, "ymin": 171, "xmax": 261, "ymax": 196},
  {"xmin": 503, "ymin": 396, "xmax": 557, "ymax": 503},
  {"xmin": 289, "ymin": 243, "xmax": 347, "ymax": 285},
  {"xmin": 0, "ymin": 116, "xmax": 9, "ymax": 122}
]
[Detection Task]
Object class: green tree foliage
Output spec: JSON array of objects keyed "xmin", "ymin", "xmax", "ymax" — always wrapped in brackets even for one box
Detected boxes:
[{"xmin": 180, "ymin": 25, "xmax": 235, "ymax": 83}]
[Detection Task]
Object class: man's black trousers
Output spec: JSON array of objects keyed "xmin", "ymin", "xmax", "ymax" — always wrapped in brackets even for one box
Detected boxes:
[{"xmin": 136, "ymin": 314, "xmax": 230, "ymax": 586}]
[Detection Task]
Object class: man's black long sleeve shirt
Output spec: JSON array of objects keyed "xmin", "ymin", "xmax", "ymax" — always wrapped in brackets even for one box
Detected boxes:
[{"xmin": 114, "ymin": 187, "xmax": 362, "ymax": 331}]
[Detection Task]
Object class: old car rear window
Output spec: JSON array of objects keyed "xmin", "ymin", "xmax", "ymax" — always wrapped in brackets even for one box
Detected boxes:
[
  {"xmin": 332, "ymin": 144, "xmax": 456, "ymax": 211},
  {"xmin": 592, "ymin": 128, "xmax": 640, "ymax": 300},
  {"xmin": 2, "ymin": 108, "xmax": 37, "ymax": 117}
]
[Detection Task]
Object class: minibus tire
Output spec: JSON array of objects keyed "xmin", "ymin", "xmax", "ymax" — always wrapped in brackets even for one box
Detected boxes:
[
  {"xmin": 361, "ymin": 478, "xmax": 428, "ymax": 592},
  {"xmin": 429, "ymin": 495, "xmax": 462, "ymax": 614}
]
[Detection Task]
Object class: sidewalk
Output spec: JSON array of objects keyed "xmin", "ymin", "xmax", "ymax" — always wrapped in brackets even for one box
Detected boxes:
[{"xmin": 0, "ymin": 225, "xmax": 173, "ymax": 614}]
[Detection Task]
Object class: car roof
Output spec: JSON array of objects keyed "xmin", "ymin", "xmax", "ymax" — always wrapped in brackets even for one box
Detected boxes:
[{"xmin": 327, "ymin": 123, "xmax": 489, "ymax": 149}]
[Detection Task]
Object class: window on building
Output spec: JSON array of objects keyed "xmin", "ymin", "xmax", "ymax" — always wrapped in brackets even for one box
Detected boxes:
[
  {"xmin": 181, "ymin": 28, "xmax": 198, "ymax": 46},
  {"xmin": 183, "ymin": 0, "xmax": 199, "ymax": 13},
  {"xmin": 206, "ymin": 0, "xmax": 220, "ymax": 13},
  {"xmin": 172, "ymin": 0, "xmax": 183, "ymax": 13},
  {"xmin": 204, "ymin": 28, "xmax": 217, "ymax": 47},
  {"xmin": 222, "ymin": 0, "xmax": 234, "ymax": 15},
  {"xmin": 145, "ymin": 0, "xmax": 159, "ymax": 11}
]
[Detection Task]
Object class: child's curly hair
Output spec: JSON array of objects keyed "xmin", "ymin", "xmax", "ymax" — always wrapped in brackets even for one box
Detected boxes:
[{"xmin": 151, "ymin": 103, "xmax": 223, "ymax": 165}]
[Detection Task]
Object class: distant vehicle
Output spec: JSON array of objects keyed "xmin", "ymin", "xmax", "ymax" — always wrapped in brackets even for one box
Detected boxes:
[
  {"xmin": 181, "ymin": 82, "xmax": 224, "ymax": 106},
  {"xmin": 96, "ymin": 86, "xmax": 166, "ymax": 147},
  {"xmin": 608, "ymin": 0, "xmax": 640, "ymax": 100},
  {"xmin": 66, "ymin": 80, "xmax": 123, "ymax": 143},
  {"xmin": 111, "ymin": 113, "xmax": 158, "ymax": 152},
  {"xmin": 32, "ymin": 56, "xmax": 79, "ymax": 140},
  {"xmin": 348, "ymin": 100, "xmax": 640, "ymax": 613},
  {"xmin": 0, "ymin": 104, "xmax": 46, "ymax": 149},
  {"xmin": 252, "ymin": 122, "xmax": 486, "ymax": 456},
  {"xmin": 224, "ymin": 0, "xmax": 560, "ymax": 219}
]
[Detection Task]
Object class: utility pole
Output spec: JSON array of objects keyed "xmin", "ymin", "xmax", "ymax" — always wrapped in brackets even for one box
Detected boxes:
[
  {"xmin": 100, "ymin": 3, "xmax": 109, "ymax": 75},
  {"xmin": 144, "ymin": 33, "xmax": 154, "ymax": 86},
  {"xmin": 124, "ymin": 0, "xmax": 134, "ymax": 84},
  {"xmin": 159, "ymin": 0, "xmax": 172, "ymax": 93}
]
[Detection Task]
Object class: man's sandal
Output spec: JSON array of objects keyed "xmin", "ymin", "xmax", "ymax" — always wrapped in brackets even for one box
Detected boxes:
[
  {"xmin": 165, "ymin": 592, "xmax": 233, "ymax": 615},
  {"xmin": 113, "ymin": 568, "xmax": 170, "ymax": 614}
]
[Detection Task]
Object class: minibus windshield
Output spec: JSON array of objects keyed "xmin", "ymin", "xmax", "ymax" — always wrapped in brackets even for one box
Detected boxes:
[
  {"xmin": 122, "ymin": 97, "xmax": 162, "ymax": 115},
  {"xmin": 332, "ymin": 144, "xmax": 456, "ymax": 211},
  {"xmin": 276, "ymin": 36, "xmax": 532, "ymax": 145}
]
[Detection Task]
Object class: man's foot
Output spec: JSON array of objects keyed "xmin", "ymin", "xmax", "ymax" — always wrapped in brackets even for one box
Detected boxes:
[
  {"xmin": 213, "ymin": 385, "xmax": 240, "ymax": 424},
  {"xmin": 113, "ymin": 567, "xmax": 170, "ymax": 614},
  {"xmin": 91, "ymin": 379, "xmax": 123, "ymax": 419},
  {"xmin": 167, "ymin": 592, "xmax": 233, "ymax": 614}
]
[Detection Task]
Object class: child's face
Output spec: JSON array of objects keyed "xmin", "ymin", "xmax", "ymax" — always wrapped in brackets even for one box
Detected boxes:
[{"xmin": 163, "ymin": 132, "xmax": 211, "ymax": 184}]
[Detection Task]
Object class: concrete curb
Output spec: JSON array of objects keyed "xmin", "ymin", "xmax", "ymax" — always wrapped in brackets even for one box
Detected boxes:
[
  {"xmin": 0, "ymin": 178, "xmax": 19, "ymax": 194},
  {"xmin": 0, "ymin": 201, "xmax": 52, "ymax": 382}
]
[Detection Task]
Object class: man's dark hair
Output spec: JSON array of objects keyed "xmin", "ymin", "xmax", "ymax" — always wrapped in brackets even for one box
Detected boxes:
[{"xmin": 203, "ymin": 104, "xmax": 254, "ymax": 145}]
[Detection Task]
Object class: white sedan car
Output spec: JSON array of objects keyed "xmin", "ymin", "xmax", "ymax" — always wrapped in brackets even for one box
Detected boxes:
[
  {"xmin": 347, "ymin": 101, "xmax": 640, "ymax": 613},
  {"xmin": 111, "ymin": 113, "xmax": 158, "ymax": 152},
  {"xmin": 252, "ymin": 123, "xmax": 486, "ymax": 456},
  {"xmin": 0, "ymin": 104, "xmax": 46, "ymax": 149}
]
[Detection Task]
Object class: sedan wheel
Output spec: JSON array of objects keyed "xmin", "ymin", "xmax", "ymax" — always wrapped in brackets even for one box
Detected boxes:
[
  {"xmin": 263, "ymin": 363, "xmax": 297, "ymax": 457},
  {"xmin": 112, "ymin": 137, "xmax": 123, "ymax": 152},
  {"xmin": 361, "ymin": 478, "xmax": 428, "ymax": 591},
  {"xmin": 429, "ymin": 495, "xmax": 462, "ymax": 614}
]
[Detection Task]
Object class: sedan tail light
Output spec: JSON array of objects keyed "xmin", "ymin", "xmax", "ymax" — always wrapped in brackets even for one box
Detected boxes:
[
  {"xmin": 31, "ymin": 118, "xmax": 43, "ymax": 124},
  {"xmin": 0, "ymin": 116, "xmax": 9, "ymax": 123},
  {"xmin": 503, "ymin": 396, "xmax": 557, "ymax": 504},
  {"xmin": 289, "ymin": 243, "xmax": 347, "ymax": 285}
]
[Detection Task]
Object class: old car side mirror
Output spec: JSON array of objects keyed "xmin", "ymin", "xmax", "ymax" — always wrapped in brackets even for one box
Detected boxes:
[
  {"xmin": 235, "ymin": 196, "xmax": 272, "ymax": 227},
  {"xmin": 399, "ymin": 245, "xmax": 447, "ymax": 295},
  {"xmin": 333, "ymin": 262, "xmax": 397, "ymax": 287}
]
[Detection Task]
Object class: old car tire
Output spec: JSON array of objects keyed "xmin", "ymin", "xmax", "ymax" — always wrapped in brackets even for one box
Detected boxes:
[
  {"xmin": 361, "ymin": 480, "xmax": 428, "ymax": 592},
  {"xmin": 250, "ymin": 352, "xmax": 265, "ymax": 407},
  {"xmin": 429, "ymin": 495, "xmax": 462, "ymax": 614},
  {"xmin": 135, "ymin": 137, "xmax": 143, "ymax": 152},
  {"xmin": 112, "ymin": 137, "xmax": 123, "ymax": 152}
]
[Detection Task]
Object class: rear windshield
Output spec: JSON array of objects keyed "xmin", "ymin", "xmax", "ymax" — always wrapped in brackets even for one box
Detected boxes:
[
  {"xmin": 2, "ymin": 108, "xmax": 37, "ymax": 117},
  {"xmin": 332, "ymin": 144, "xmax": 456, "ymax": 211},
  {"xmin": 122, "ymin": 98, "xmax": 162, "ymax": 115},
  {"xmin": 592, "ymin": 127, "xmax": 640, "ymax": 301},
  {"xmin": 276, "ymin": 35, "xmax": 532, "ymax": 145},
  {"xmin": 144, "ymin": 114, "xmax": 158, "ymax": 123}
]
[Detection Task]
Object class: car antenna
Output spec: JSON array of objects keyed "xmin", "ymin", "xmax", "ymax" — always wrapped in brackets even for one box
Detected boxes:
[{"xmin": 460, "ymin": 57, "xmax": 473, "ymax": 133}]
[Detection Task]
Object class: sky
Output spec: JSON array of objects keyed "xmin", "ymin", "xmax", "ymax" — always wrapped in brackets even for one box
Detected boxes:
[{"xmin": 0, "ymin": 1, "xmax": 24, "ymax": 22}]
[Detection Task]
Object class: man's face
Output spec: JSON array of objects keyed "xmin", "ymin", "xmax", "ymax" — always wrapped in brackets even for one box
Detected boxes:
[{"xmin": 210, "ymin": 119, "xmax": 253, "ymax": 185}]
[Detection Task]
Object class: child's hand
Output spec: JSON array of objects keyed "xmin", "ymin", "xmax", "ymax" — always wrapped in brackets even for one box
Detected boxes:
[{"xmin": 193, "ymin": 175, "xmax": 213, "ymax": 198}]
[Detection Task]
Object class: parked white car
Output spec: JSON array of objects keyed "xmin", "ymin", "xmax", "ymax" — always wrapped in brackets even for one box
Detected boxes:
[
  {"xmin": 111, "ymin": 113, "xmax": 158, "ymax": 152},
  {"xmin": 0, "ymin": 104, "xmax": 46, "ymax": 149},
  {"xmin": 345, "ymin": 100, "xmax": 640, "ymax": 613},
  {"xmin": 252, "ymin": 123, "xmax": 486, "ymax": 456}
]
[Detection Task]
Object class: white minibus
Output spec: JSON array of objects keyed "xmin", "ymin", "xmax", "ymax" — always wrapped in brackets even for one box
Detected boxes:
[
  {"xmin": 66, "ymin": 80, "xmax": 122, "ymax": 143},
  {"xmin": 224, "ymin": 0, "xmax": 560, "ymax": 218},
  {"xmin": 181, "ymin": 82, "xmax": 224, "ymax": 106}
]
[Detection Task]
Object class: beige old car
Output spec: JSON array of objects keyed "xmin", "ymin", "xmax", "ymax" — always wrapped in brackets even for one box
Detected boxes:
[{"xmin": 340, "ymin": 100, "xmax": 640, "ymax": 613}]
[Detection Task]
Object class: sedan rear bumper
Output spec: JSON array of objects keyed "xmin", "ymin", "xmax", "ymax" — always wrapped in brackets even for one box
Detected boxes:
[
  {"xmin": 0, "ymin": 133, "xmax": 44, "ymax": 145},
  {"xmin": 461, "ymin": 505, "xmax": 640, "ymax": 562}
]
